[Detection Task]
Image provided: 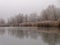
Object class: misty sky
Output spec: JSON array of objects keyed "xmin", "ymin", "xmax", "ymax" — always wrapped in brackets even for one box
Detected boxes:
[{"xmin": 0, "ymin": 0, "xmax": 59, "ymax": 20}]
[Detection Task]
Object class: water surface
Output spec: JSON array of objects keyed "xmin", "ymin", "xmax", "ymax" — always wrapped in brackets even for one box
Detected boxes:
[{"xmin": 0, "ymin": 27, "xmax": 60, "ymax": 45}]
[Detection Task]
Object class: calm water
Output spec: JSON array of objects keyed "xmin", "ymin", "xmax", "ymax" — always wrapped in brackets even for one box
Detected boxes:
[{"xmin": 0, "ymin": 27, "xmax": 60, "ymax": 45}]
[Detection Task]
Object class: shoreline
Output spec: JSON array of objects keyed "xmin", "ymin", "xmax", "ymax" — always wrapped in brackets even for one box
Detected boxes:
[{"xmin": 0, "ymin": 21, "xmax": 60, "ymax": 27}]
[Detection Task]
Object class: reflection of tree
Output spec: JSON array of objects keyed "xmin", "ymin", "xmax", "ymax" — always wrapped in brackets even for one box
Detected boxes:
[
  {"xmin": 8, "ymin": 27, "xmax": 40, "ymax": 39},
  {"xmin": 24, "ymin": 30, "xmax": 29, "ymax": 38},
  {"xmin": 37, "ymin": 27, "xmax": 60, "ymax": 45},
  {"xmin": 41, "ymin": 33, "xmax": 60, "ymax": 45},
  {"xmin": 29, "ymin": 30, "xmax": 38, "ymax": 39},
  {"xmin": 8, "ymin": 27, "xmax": 60, "ymax": 45},
  {"xmin": 8, "ymin": 28, "xmax": 24, "ymax": 39},
  {"xmin": 0, "ymin": 27, "xmax": 5, "ymax": 35},
  {"xmin": 16, "ymin": 30, "xmax": 24, "ymax": 38}
]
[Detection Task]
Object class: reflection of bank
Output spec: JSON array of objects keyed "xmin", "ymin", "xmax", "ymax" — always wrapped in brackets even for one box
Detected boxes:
[
  {"xmin": 37, "ymin": 27, "xmax": 60, "ymax": 34},
  {"xmin": 8, "ymin": 30, "xmax": 40, "ymax": 40},
  {"xmin": 8, "ymin": 27, "xmax": 40, "ymax": 39},
  {"xmin": 37, "ymin": 27, "xmax": 60, "ymax": 45},
  {"xmin": 41, "ymin": 33, "xmax": 60, "ymax": 45},
  {"xmin": 8, "ymin": 27, "xmax": 60, "ymax": 45},
  {"xmin": 0, "ymin": 27, "xmax": 5, "ymax": 35},
  {"xmin": 8, "ymin": 29, "xmax": 29, "ymax": 39},
  {"xmin": 8, "ymin": 29, "xmax": 25, "ymax": 39}
]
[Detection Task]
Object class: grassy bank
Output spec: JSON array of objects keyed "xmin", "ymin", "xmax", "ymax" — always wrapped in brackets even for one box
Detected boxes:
[
  {"xmin": 18, "ymin": 21, "xmax": 60, "ymax": 27},
  {"xmin": 0, "ymin": 21, "xmax": 60, "ymax": 27}
]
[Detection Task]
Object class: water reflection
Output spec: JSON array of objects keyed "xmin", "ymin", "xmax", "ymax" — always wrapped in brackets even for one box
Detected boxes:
[
  {"xmin": 8, "ymin": 28, "xmax": 24, "ymax": 39},
  {"xmin": 8, "ymin": 27, "xmax": 39, "ymax": 39},
  {"xmin": 0, "ymin": 27, "xmax": 5, "ymax": 35},
  {"xmin": 7, "ymin": 27, "xmax": 60, "ymax": 45}
]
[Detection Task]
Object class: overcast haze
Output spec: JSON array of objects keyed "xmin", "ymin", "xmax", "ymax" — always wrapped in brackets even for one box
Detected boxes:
[{"xmin": 0, "ymin": 0, "xmax": 59, "ymax": 20}]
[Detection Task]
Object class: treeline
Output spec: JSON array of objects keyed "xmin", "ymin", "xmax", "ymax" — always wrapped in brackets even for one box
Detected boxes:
[{"xmin": 0, "ymin": 5, "xmax": 60, "ymax": 25}]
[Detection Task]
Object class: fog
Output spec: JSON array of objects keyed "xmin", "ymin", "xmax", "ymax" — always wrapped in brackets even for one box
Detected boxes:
[{"xmin": 0, "ymin": 0, "xmax": 59, "ymax": 20}]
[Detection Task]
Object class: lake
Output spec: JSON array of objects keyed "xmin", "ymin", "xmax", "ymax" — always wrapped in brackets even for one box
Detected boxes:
[{"xmin": 0, "ymin": 27, "xmax": 60, "ymax": 45}]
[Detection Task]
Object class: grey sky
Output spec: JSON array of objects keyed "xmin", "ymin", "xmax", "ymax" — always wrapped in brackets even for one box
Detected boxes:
[{"xmin": 0, "ymin": 0, "xmax": 59, "ymax": 20}]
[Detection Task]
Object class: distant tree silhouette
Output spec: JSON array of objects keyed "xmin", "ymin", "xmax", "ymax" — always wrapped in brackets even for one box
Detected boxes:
[{"xmin": 41, "ymin": 5, "xmax": 60, "ymax": 21}]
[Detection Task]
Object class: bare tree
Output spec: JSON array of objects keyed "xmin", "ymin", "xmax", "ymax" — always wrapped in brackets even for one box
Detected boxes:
[
  {"xmin": 29, "ymin": 13, "xmax": 38, "ymax": 22},
  {"xmin": 15, "ymin": 13, "xmax": 24, "ymax": 23},
  {"xmin": 0, "ymin": 18, "xmax": 5, "ymax": 24},
  {"xmin": 41, "ymin": 5, "xmax": 60, "ymax": 21},
  {"xmin": 41, "ymin": 10, "xmax": 49, "ymax": 21},
  {"xmin": 7, "ymin": 13, "xmax": 24, "ymax": 25},
  {"xmin": 24, "ymin": 14, "xmax": 28, "ymax": 22}
]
